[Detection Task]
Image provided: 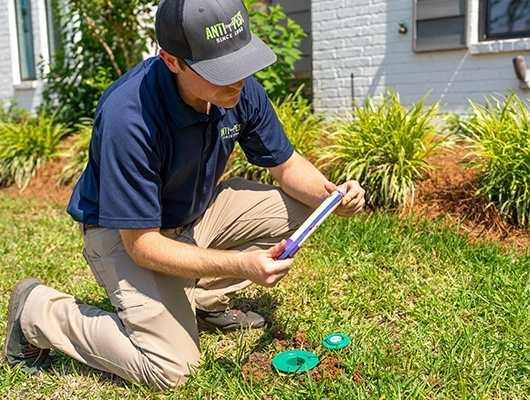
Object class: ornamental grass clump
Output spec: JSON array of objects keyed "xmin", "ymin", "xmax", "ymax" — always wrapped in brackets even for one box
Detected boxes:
[
  {"xmin": 0, "ymin": 109, "xmax": 71, "ymax": 190},
  {"xmin": 462, "ymin": 93, "xmax": 530, "ymax": 228},
  {"xmin": 223, "ymin": 86, "xmax": 325, "ymax": 184},
  {"xmin": 319, "ymin": 90, "xmax": 451, "ymax": 210}
]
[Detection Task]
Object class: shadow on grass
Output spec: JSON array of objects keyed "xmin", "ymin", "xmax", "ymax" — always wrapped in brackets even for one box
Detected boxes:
[
  {"xmin": 232, "ymin": 292, "xmax": 310, "ymax": 365},
  {"xmin": 232, "ymin": 291, "xmax": 291, "ymax": 351}
]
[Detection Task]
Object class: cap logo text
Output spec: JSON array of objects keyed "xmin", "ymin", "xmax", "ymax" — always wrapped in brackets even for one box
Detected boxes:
[{"xmin": 205, "ymin": 11, "xmax": 245, "ymax": 43}]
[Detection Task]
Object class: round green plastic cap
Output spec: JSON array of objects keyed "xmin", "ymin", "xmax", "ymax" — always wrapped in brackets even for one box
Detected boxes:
[
  {"xmin": 322, "ymin": 333, "xmax": 350, "ymax": 349},
  {"xmin": 271, "ymin": 350, "xmax": 319, "ymax": 373}
]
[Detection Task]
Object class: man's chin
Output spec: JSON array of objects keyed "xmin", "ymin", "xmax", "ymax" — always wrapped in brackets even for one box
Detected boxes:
[{"xmin": 217, "ymin": 97, "xmax": 241, "ymax": 109}]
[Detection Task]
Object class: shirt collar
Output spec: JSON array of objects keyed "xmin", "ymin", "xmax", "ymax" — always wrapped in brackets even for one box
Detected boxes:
[{"xmin": 156, "ymin": 57, "xmax": 226, "ymax": 128}]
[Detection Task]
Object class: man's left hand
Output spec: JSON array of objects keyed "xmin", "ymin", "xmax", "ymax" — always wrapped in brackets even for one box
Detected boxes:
[{"xmin": 325, "ymin": 180, "xmax": 365, "ymax": 217}]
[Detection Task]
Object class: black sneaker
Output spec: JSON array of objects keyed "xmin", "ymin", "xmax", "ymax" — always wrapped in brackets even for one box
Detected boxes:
[
  {"xmin": 196, "ymin": 307, "xmax": 267, "ymax": 332},
  {"xmin": 3, "ymin": 278, "xmax": 52, "ymax": 373}
]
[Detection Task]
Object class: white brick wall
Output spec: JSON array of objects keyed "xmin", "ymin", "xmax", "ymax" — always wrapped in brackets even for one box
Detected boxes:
[
  {"xmin": 312, "ymin": 0, "xmax": 530, "ymax": 116},
  {"xmin": 0, "ymin": 0, "xmax": 16, "ymax": 103}
]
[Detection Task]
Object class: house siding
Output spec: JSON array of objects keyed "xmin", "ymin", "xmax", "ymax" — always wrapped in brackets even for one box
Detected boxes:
[
  {"xmin": 0, "ymin": 0, "xmax": 50, "ymax": 113},
  {"xmin": 0, "ymin": 0, "xmax": 16, "ymax": 103},
  {"xmin": 3, "ymin": 0, "xmax": 530, "ymax": 117},
  {"xmin": 312, "ymin": 0, "xmax": 530, "ymax": 116}
]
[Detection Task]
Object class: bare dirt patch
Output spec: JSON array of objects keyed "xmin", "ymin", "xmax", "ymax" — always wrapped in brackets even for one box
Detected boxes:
[
  {"xmin": 408, "ymin": 144, "xmax": 530, "ymax": 251},
  {"xmin": 242, "ymin": 330, "xmax": 347, "ymax": 383},
  {"xmin": 0, "ymin": 155, "xmax": 74, "ymax": 205}
]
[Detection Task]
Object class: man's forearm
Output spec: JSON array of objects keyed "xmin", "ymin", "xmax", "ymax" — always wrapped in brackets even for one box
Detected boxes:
[
  {"xmin": 120, "ymin": 228, "xmax": 245, "ymax": 278},
  {"xmin": 119, "ymin": 228, "xmax": 295, "ymax": 288},
  {"xmin": 269, "ymin": 152, "xmax": 330, "ymax": 209}
]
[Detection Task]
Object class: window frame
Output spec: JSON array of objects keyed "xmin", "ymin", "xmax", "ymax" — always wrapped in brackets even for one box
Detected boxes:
[
  {"xmin": 413, "ymin": 0, "xmax": 468, "ymax": 53},
  {"xmin": 479, "ymin": 0, "xmax": 530, "ymax": 41}
]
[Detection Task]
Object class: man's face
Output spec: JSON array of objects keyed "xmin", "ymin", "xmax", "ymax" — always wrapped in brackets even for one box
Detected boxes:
[
  {"xmin": 160, "ymin": 50, "xmax": 246, "ymax": 111},
  {"xmin": 179, "ymin": 64, "xmax": 245, "ymax": 109}
]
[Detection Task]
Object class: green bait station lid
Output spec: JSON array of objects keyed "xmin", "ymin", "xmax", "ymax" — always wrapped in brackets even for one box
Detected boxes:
[
  {"xmin": 322, "ymin": 333, "xmax": 350, "ymax": 350},
  {"xmin": 271, "ymin": 350, "xmax": 319, "ymax": 373}
]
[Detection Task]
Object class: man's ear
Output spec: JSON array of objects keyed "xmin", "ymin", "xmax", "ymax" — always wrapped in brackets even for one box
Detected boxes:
[{"xmin": 159, "ymin": 49, "xmax": 181, "ymax": 74}]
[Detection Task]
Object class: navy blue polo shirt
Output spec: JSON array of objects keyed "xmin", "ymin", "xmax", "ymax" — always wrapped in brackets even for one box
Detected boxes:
[{"xmin": 67, "ymin": 56, "xmax": 293, "ymax": 229}]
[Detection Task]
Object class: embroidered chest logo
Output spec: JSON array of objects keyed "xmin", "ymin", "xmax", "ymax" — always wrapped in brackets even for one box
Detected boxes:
[
  {"xmin": 220, "ymin": 123, "xmax": 242, "ymax": 139},
  {"xmin": 205, "ymin": 11, "xmax": 245, "ymax": 44}
]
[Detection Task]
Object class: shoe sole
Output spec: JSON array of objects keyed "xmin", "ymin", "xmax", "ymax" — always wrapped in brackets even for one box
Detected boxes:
[{"xmin": 2, "ymin": 278, "xmax": 42, "ymax": 363}]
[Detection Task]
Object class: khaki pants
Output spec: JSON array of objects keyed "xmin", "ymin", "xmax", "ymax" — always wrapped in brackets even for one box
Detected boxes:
[{"xmin": 21, "ymin": 178, "xmax": 312, "ymax": 390}]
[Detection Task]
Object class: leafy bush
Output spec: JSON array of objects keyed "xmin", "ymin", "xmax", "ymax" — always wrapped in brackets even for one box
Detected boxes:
[
  {"xmin": 223, "ymin": 142, "xmax": 274, "ymax": 184},
  {"xmin": 319, "ymin": 90, "xmax": 452, "ymax": 210},
  {"xmin": 445, "ymin": 113, "xmax": 476, "ymax": 139},
  {"xmin": 223, "ymin": 86, "xmax": 325, "ymax": 183},
  {"xmin": 0, "ymin": 110, "xmax": 72, "ymax": 190},
  {"xmin": 273, "ymin": 86, "xmax": 325, "ymax": 159},
  {"xmin": 60, "ymin": 118, "xmax": 93, "ymax": 185},
  {"xmin": 41, "ymin": 0, "xmax": 306, "ymax": 124},
  {"xmin": 245, "ymin": 0, "xmax": 307, "ymax": 100},
  {"xmin": 462, "ymin": 93, "xmax": 530, "ymax": 228},
  {"xmin": 41, "ymin": 0, "xmax": 155, "ymax": 123}
]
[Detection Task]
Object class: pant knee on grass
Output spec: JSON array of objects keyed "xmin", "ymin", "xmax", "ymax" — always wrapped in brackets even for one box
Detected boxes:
[{"xmin": 142, "ymin": 352, "xmax": 199, "ymax": 391}]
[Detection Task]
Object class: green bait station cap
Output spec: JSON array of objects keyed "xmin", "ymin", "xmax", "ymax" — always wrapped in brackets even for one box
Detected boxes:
[
  {"xmin": 322, "ymin": 333, "xmax": 350, "ymax": 350},
  {"xmin": 271, "ymin": 350, "xmax": 319, "ymax": 373}
]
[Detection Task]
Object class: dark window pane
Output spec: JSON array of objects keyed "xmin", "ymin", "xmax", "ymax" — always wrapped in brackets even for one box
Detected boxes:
[
  {"xmin": 486, "ymin": 0, "xmax": 530, "ymax": 39},
  {"xmin": 414, "ymin": 0, "xmax": 467, "ymax": 52},
  {"xmin": 15, "ymin": 0, "xmax": 36, "ymax": 80},
  {"xmin": 416, "ymin": 16, "xmax": 467, "ymax": 51}
]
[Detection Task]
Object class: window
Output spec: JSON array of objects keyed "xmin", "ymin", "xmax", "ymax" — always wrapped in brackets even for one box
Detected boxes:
[
  {"xmin": 414, "ymin": 0, "xmax": 467, "ymax": 52},
  {"xmin": 15, "ymin": 0, "xmax": 36, "ymax": 80},
  {"xmin": 480, "ymin": 0, "xmax": 530, "ymax": 41},
  {"xmin": 45, "ymin": 0, "xmax": 62, "ymax": 61}
]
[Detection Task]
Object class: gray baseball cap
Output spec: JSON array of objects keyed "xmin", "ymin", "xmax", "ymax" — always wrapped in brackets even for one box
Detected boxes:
[{"xmin": 156, "ymin": 0, "xmax": 277, "ymax": 85}]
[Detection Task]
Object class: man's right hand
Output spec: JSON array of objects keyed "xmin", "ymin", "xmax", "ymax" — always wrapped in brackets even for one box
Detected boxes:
[{"xmin": 241, "ymin": 240, "xmax": 295, "ymax": 288}]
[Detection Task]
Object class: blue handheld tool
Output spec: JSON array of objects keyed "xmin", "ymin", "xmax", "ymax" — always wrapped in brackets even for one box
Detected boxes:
[{"xmin": 278, "ymin": 190, "xmax": 344, "ymax": 260}]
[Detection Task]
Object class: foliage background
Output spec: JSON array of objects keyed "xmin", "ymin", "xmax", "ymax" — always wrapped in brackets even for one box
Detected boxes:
[{"xmin": 42, "ymin": 0, "xmax": 306, "ymax": 124}]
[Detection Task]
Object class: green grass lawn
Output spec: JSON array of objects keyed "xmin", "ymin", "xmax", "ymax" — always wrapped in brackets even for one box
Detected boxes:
[{"xmin": 1, "ymin": 193, "xmax": 529, "ymax": 399}]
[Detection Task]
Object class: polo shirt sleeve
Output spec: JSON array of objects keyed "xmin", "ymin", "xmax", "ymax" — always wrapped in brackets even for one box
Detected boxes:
[
  {"xmin": 95, "ymin": 101, "xmax": 163, "ymax": 229},
  {"xmin": 237, "ymin": 78, "xmax": 294, "ymax": 168}
]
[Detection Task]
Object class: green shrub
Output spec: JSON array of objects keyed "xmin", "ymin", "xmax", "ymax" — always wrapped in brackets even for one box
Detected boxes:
[
  {"xmin": 223, "ymin": 86, "xmax": 325, "ymax": 183},
  {"xmin": 223, "ymin": 141, "xmax": 275, "ymax": 184},
  {"xmin": 41, "ymin": 0, "xmax": 155, "ymax": 123},
  {"xmin": 0, "ymin": 110, "xmax": 72, "ymax": 190},
  {"xmin": 273, "ymin": 86, "xmax": 325, "ymax": 159},
  {"xmin": 42, "ymin": 0, "xmax": 306, "ymax": 124},
  {"xmin": 60, "ymin": 118, "xmax": 93, "ymax": 185},
  {"xmin": 462, "ymin": 93, "xmax": 530, "ymax": 228},
  {"xmin": 245, "ymin": 0, "xmax": 307, "ymax": 101},
  {"xmin": 319, "ymin": 90, "xmax": 452, "ymax": 210}
]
